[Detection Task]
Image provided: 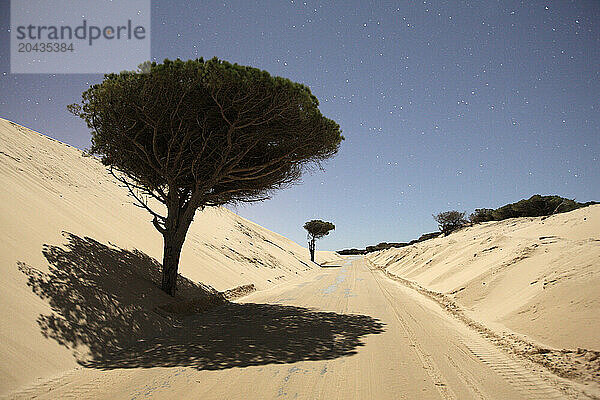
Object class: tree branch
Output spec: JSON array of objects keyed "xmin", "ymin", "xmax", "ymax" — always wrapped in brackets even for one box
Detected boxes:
[{"xmin": 109, "ymin": 168, "xmax": 166, "ymax": 223}]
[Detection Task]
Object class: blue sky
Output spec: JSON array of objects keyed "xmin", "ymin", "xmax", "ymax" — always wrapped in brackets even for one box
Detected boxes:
[{"xmin": 1, "ymin": 1, "xmax": 599, "ymax": 250}]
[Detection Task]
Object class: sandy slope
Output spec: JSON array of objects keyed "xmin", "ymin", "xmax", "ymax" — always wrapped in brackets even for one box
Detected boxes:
[
  {"xmin": 367, "ymin": 206, "xmax": 600, "ymax": 352},
  {"xmin": 0, "ymin": 118, "xmax": 340, "ymax": 394}
]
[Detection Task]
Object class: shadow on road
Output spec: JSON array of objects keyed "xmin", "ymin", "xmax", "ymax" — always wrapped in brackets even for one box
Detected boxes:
[
  {"xmin": 18, "ymin": 232, "xmax": 385, "ymax": 371},
  {"xmin": 87, "ymin": 301, "xmax": 385, "ymax": 370}
]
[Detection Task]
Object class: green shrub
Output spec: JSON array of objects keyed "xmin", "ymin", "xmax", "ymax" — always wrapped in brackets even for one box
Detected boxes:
[
  {"xmin": 433, "ymin": 210, "xmax": 467, "ymax": 236},
  {"xmin": 469, "ymin": 208, "xmax": 495, "ymax": 224},
  {"xmin": 471, "ymin": 195, "xmax": 593, "ymax": 225}
]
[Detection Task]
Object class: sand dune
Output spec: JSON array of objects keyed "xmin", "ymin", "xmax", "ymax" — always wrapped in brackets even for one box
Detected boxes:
[
  {"xmin": 2, "ymin": 117, "xmax": 598, "ymax": 397},
  {"xmin": 367, "ymin": 206, "xmax": 600, "ymax": 352},
  {"xmin": 0, "ymin": 118, "xmax": 340, "ymax": 394}
]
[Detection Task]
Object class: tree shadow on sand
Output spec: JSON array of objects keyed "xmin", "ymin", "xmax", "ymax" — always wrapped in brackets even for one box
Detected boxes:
[{"xmin": 18, "ymin": 232, "xmax": 385, "ymax": 370}]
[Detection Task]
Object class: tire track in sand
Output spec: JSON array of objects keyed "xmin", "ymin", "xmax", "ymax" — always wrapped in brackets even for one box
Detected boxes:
[
  {"xmin": 365, "ymin": 259, "xmax": 567, "ymax": 400},
  {"xmin": 462, "ymin": 340, "xmax": 565, "ymax": 399},
  {"xmin": 366, "ymin": 264, "xmax": 458, "ymax": 400}
]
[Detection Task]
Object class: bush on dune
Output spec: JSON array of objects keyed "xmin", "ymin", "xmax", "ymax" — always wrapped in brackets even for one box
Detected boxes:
[
  {"xmin": 468, "ymin": 208, "xmax": 495, "ymax": 224},
  {"xmin": 433, "ymin": 210, "xmax": 467, "ymax": 236},
  {"xmin": 469, "ymin": 195, "xmax": 594, "ymax": 224}
]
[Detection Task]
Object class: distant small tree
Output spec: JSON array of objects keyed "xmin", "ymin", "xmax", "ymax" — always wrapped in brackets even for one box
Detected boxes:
[
  {"xmin": 303, "ymin": 220, "xmax": 335, "ymax": 263},
  {"xmin": 69, "ymin": 58, "xmax": 343, "ymax": 296},
  {"xmin": 433, "ymin": 210, "xmax": 467, "ymax": 236}
]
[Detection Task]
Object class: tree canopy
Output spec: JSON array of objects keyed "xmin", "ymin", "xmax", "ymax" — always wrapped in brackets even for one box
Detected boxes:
[
  {"xmin": 304, "ymin": 220, "xmax": 336, "ymax": 239},
  {"xmin": 69, "ymin": 58, "xmax": 343, "ymax": 295}
]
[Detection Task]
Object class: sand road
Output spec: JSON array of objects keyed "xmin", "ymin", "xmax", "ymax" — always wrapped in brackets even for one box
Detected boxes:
[{"xmin": 8, "ymin": 257, "xmax": 569, "ymax": 399}]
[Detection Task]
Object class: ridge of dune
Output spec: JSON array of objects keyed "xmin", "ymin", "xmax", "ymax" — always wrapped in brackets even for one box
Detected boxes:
[
  {"xmin": 0, "ymin": 117, "xmax": 341, "ymax": 394},
  {"xmin": 367, "ymin": 205, "xmax": 600, "ymax": 352}
]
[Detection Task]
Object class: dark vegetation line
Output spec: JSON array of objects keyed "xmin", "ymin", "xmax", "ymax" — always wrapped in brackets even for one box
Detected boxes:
[{"xmin": 338, "ymin": 194, "xmax": 598, "ymax": 255}]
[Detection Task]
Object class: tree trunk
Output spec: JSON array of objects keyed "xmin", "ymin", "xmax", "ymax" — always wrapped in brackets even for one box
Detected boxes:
[
  {"xmin": 161, "ymin": 233, "xmax": 186, "ymax": 296},
  {"xmin": 309, "ymin": 237, "xmax": 316, "ymax": 263},
  {"xmin": 160, "ymin": 211, "xmax": 195, "ymax": 296}
]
